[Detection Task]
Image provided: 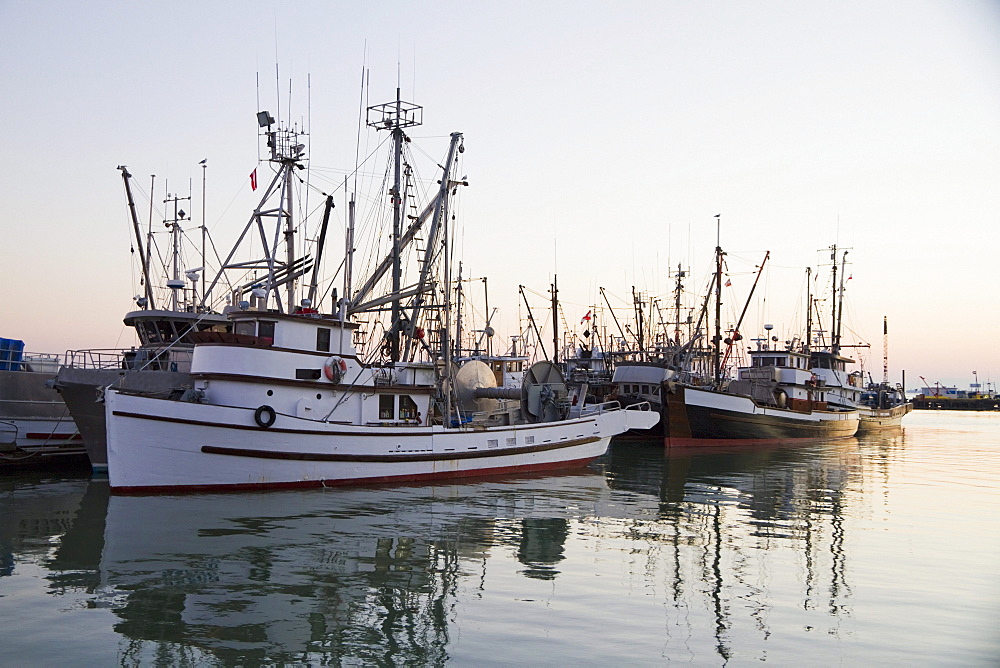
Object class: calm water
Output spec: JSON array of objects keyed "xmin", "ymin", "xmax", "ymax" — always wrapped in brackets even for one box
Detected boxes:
[{"xmin": 1, "ymin": 411, "xmax": 998, "ymax": 666}]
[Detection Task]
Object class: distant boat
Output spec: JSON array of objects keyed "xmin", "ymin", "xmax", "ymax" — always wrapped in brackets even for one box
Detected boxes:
[
  {"xmin": 858, "ymin": 382, "xmax": 913, "ymax": 429},
  {"xmin": 0, "ymin": 338, "xmax": 86, "ymax": 467},
  {"xmin": 104, "ymin": 95, "xmax": 658, "ymax": 493},
  {"xmin": 857, "ymin": 317, "xmax": 913, "ymax": 430},
  {"xmin": 616, "ymin": 242, "xmax": 860, "ymax": 446},
  {"xmin": 661, "ymin": 347, "xmax": 861, "ymax": 444}
]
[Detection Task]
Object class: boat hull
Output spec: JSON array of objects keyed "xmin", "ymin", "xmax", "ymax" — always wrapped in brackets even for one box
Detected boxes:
[
  {"xmin": 55, "ymin": 366, "xmax": 190, "ymax": 471},
  {"xmin": 663, "ymin": 385, "xmax": 859, "ymax": 446},
  {"xmin": 105, "ymin": 391, "xmax": 658, "ymax": 493},
  {"xmin": 857, "ymin": 403, "xmax": 913, "ymax": 431},
  {"xmin": 0, "ymin": 369, "xmax": 85, "ymax": 466}
]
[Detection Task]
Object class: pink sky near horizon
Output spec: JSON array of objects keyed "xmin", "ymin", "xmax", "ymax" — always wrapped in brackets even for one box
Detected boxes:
[{"xmin": 2, "ymin": 1, "xmax": 997, "ymax": 391}]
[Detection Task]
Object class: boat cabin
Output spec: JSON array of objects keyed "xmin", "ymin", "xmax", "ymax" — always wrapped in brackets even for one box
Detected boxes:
[
  {"xmin": 747, "ymin": 350, "xmax": 812, "ymax": 370},
  {"xmin": 125, "ymin": 309, "xmax": 231, "ymax": 347},
  {"xmin": 457, "ymin": 354, "xmax": 528, "ymax": 388},
  {"xmin": 188, "ymin": 308, "xmax": 437, "ymax": 426},
  {"xmin": 808, "ymin": 350, "xmax": 855, "ymax": 373},
  {"xmin": 612, "ymin": 362, "xmax": 675, "ymax": 402}
]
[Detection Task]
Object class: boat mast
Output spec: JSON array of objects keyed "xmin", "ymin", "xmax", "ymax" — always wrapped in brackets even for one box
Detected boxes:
[
  {"xmin": 834, "ymin": 249, "xmax": 848, "ymax": 355},
  {"xmin": 829, "ymin": 245, "xmax": 838, "ymax": 354},
  {"xmin": 551, "ymin": 275, "xmax": 559, "ymax": 363},
  {"xmin": 365, "ymin": 88, "xmax": 422, "ymax": 362},
  {"xmin": 673, "ymin": 263, "xmax": 685, "ymax": 345},
  {"xmin": 483, "ymin": 277, "xmax": 492, "ymax": 357},
  {"xmin": 307, "ymin": 194, "xmax": 334, "ymax": 308},
  {"xmin": 118, "ymin": 166, "xmax": 156, "ymax": 310},
  {"xmin": 164, "ymin": 191, "xmax": 191, "ymax": 311},
  {"xmin": 198, "ymin": 109, "xmax": 311, "ymax": 315},
  {"xmin": 804, "ymin": 266, "xmax": 812, "ymax": 353},
  {"xmin": 455, "ymin": 262, "xmax": 464, "ymax": 358},
  {"xmin": 399, "ymin": 132, "xmax": 464, "ymax": 363},
  {"xmin": 632, "ymin": 286, "xmax": 644, "ymax": 359},
  {"xmin": 390, "ymin": 90, "xmax": 403, "ymax": 361},
  {"xmin": 201, "ymin": 160, "xmax": 207, "ymax": 309},
  {"xmin": 713, "ymin": 214, "xmax": 724, "ymax": 385},
  {"xmin": 882, "ymin": 315, "xmax": 888, "ymax": 384},
  {"xmin": 283, "ymin": 150, "xmax": 297, "ymax": 311},
  {"xmin": 345, "ymin": 180, "xmax": 355, "ymax": 314}
]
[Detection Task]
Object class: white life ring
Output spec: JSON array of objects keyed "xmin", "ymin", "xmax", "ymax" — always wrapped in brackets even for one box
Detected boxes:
[{"xmin": 323, "ymin": 356, "xmax": 348, "ymax": 384}]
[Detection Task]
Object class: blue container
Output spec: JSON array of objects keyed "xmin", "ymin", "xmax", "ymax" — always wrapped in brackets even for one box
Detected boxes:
[{"xmin": 0, "ymin": 338, "xmax": 25, "ymax": 371}]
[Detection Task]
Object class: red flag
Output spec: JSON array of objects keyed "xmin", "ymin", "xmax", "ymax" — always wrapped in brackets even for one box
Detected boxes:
[
  {"xmin": 581, "ymin": 310, "xmax": 592, "ymax": 324},
  {"xmin": 724, "ymin": 279, "xmax": 732, "ymax": 287},
  {"xmin": 250, "ymin": 169, "xmax": 257, "ymax": 191}
]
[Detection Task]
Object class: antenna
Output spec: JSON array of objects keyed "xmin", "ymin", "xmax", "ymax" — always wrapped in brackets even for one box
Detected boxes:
[
  {"xmin": 274, "ymin": 60, "xmax": 280, "ymax": 126},
  {"xmin": 882, "ymin": 316, "xmax": 888, "ymax": 384},
  {"xmin": 255, "ymin": 71, "xmax": 261, "ymax": 162},
  {"xmin": 353, "ymin": 56, "xmax": 367, "ymax": 197},
  {"xmin": 200, "ymin": 158, "xmax": 207, "ymax": 308}
]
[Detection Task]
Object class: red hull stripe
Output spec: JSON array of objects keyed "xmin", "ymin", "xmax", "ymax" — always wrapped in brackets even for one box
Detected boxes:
[
  {"xmin": 24, "ymin": 433, "xmax": 82, "ymax": 440},
  {"xmin": 201, "ymin": 436, "xmax": 600, "ymax": 462},
  {"xmin": 110, "ymin": 456, "xmax": 599, "ymax": 495}
]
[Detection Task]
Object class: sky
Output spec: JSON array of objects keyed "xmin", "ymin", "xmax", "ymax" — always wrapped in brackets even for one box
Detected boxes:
[{"xmin": 2, "ymin": 0, "xmax": 998, "ymax": 391}]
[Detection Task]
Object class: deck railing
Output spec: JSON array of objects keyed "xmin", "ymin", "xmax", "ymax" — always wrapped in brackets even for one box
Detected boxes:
[
  {"xmin": 63, "ymin": 348, "xmax": 195, "ymax": 372},
  {"xmin": 0, "ymin": 351, "xmax": 64, "ymax": 373}
]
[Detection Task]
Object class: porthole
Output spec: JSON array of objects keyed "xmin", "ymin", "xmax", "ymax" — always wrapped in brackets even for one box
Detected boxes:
[
  {"xmin": 267, "ymin": 389, "xmax": 274, "ymax": 396},
  {"xmin": 316, "ymin": 393, "xmax": 322, "ymax": 400}
]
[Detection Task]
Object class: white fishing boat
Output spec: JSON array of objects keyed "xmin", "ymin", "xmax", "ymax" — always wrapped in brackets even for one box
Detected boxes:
[{"xmin": 104, "ymin": 92, "xmax": 657, "ymax": 493}]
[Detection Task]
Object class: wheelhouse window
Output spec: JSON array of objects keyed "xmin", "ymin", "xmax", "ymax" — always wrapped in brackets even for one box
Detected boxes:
[
  {"xmin": 379, "ymin": 395, "xmax": 395, "ymax": 420},
  {"xmin": 234, "ymin": 320, "xmax": 255, "ymax": 337},
  {"xmin": 257, "ymin": 321, "xmax": 275, "ymax": 343},
  {"xmin": 317, "ymin": 327, "xmax": 331, "ymax": 352},
  {"xmin": 156, "ymin": 321, "xmax": 177, "ymax": 343},
  {"xmin": 399, "ymin": 395, "xmax": 418, "ymax": 420},
  {"xmin": 140, "ymin": 321, "xmax": 160, "ymax": 344}
]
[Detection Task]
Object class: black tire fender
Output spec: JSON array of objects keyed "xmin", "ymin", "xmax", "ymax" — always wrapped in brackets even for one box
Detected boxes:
[{"xmin": 254, "ymin": 404, "xmax": 277, "ymax": 428}]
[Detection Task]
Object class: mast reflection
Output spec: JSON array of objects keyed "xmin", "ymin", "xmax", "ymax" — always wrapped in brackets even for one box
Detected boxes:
[{"xmin": 599, "ymin": 437, "xmax": 862, "ymax": 661}]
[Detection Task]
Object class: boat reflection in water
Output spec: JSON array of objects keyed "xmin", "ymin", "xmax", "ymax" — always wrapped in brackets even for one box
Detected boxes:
[
  {"xmin": 2, "ymin": 431, "xmax": 906, "ymax": 665},
  {"xmin": 97, "ymin": 471, "xmax": 608, "ymax": 665}
]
